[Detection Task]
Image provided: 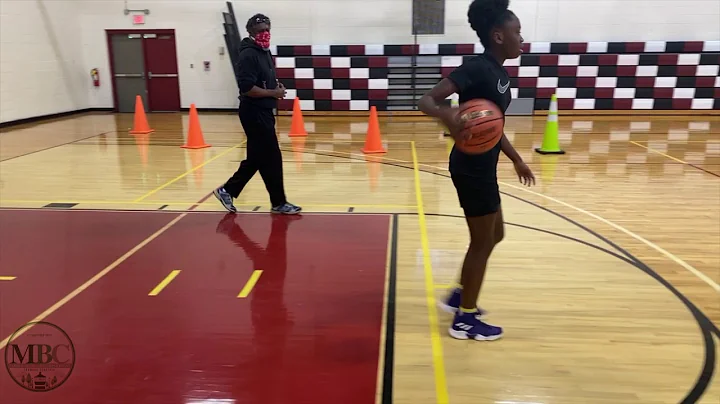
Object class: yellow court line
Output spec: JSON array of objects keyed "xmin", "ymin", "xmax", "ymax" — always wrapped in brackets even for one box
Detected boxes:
[
  {"xmin": 336, "ymin": 145, "xmax": 720, "ymax": 293},
  {"xmin": 133, "ymin": 142, "xmax": 245, "ymax": 203},
  {"xmin": 369, "ymin": 145, "xmax": 720, "ymax": 295},
  {"xmin": 148, "ymin": 270, "xmax": 181, "ymax": 296},
  {"xmin": 0, "ymin": 212, "xmax": 188, "ymax": 350},
  {"xmin": 0, "ymin": 146, "xmax": 422, "ymax": 207},
  {"xmin": 411, "ymin": 141, "xmax": 449, "ymax": 404},
  {"xmin": 237, "ymin": 270, "xmax": 263, "ymax": 298},
  {"xmin": 629, "ymin": 141, "xmax": 688, "ymax": 164},
  {"xmin": 0, "ymin": 276, "xmax": 16, "ymax": 281},
  {"xmin": 631, "ymin": 140, "xmax": 715, "ymax": 143},
  {"xmin": 309, "ymin": 146, "xmax": 720, "ymax": 293},
  {"xmin": 374, "ymin": 215, "xmax": 396, "ymax": 404}
]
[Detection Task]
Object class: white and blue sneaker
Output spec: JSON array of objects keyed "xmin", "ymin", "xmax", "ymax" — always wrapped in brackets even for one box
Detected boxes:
[
  {"xmin": 213, "ymin": 187, "xmax": 237, "ymax": 213},
  {"xmin": 449, "ymin": 310, "xmax": 503, "ymax": 341},
  {"xmin": 271, "ymin": 202, "xmax": 302, "ymax": 215},
  {"xmin": 438, "ymin": 287, "xmax": 487, "ymax": 318}
]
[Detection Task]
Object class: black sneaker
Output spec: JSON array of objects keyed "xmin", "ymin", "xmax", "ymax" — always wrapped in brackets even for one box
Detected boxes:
[
  {"xmin": 271, "ymin": 202, "xmax": 302, "ymax": 215},
  {"xmin": 213, "ymin": 187, "xmax": 237, "ymax": 213}
]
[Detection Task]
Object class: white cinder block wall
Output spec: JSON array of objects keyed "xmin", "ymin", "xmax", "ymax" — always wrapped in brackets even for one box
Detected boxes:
[
  {"xmin": 0, "ymin": 0, "xmax": 89, "ymax": 123},
  {"xmin": 1, "ymin": 0, "xmax": 718, "ymax": 122}
]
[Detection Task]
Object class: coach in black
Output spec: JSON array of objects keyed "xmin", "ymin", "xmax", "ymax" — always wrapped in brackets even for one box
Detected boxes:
[{"xmin": 214, "ymin": 13, "xmax": 301, "ymax": 215}]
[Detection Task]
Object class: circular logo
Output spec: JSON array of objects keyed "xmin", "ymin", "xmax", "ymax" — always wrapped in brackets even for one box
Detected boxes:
[{"xmin": 4, "ymin": 321, "xmax": 75, "ymax": 392}]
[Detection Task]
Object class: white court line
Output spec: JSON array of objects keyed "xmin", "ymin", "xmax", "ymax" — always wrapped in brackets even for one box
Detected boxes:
[
  {"xmin": 398, "ymin": 155, "xmax": 720, "ymax": 293},
  {"xmin": 286, "ymin": 148, "xmax": 720, "ymax": 293},
  {"xmin": 18, "ymin": 143, "xmax": 709, "ymax": 293},
  {"xmin": 497, "ymin": 180, "xmax": 720, "ymax": 293}
]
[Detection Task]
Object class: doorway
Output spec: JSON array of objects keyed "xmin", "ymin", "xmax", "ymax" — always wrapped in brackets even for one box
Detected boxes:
[{"xmin": 106, "ymin": 29, "xmax": 181, "ymax": 113}]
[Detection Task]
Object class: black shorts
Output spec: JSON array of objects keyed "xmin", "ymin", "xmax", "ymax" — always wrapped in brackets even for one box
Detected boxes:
[{"xmin": 451, "ymin": 174, "xmax": 501, "ymax": 217}]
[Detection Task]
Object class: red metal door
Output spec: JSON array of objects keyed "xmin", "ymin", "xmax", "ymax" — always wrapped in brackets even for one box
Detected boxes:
[{"xmin": 144, "ymin": 33, "xmax": 181, "ymax": 111}]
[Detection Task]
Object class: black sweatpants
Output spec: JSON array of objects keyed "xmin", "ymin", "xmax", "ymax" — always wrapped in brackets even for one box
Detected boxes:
[{"xmin": 223, "ymin": 103, "xmax": 287, "ymax": 207}]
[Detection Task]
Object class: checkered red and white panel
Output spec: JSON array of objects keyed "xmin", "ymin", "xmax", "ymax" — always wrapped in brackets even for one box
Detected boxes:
[
  {"xmin": 273, "ymin": 55, "xmax": 390, "ymax": 112},
  {"xmin": 270, "ymin": 41, "xmax": 719, "ymax": 111},
  {"xmin": 272, "ymin": 40, "xmax": 720, "ymax": 56}
]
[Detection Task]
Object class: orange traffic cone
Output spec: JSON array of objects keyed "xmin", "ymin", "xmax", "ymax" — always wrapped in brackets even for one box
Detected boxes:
[
  {"xmin": 129, "ymin": 95, "xmax": 154, "ymax": 135},
  {"xmin": 361, "ymin": 106, "xmax": 386, "ymax": 154},
  {"xmin": 289, "ymin": 97, "xmax": 307, "ymax": 137},
  {"xmin": 181, "ymin": 104, "xmax": 211, "ymax": 149}
]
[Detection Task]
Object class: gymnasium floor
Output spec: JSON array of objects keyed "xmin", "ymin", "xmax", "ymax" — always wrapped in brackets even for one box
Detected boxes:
[{"xmin": 0, "ymin": 110, "xmax": 718, "ymax": 404}]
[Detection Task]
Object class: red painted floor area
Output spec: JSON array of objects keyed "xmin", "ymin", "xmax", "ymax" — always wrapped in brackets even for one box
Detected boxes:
[
  {"xmin": 0, "ymin": 209, "xmax": 180, "ymax": 339},
  {"xmin": 0, "ymin": 210, "xmax": 391, "ymax": 404}
]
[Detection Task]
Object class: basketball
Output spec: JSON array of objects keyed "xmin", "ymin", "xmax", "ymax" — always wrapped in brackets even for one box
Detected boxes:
[{"xmin": 454, "ymin": 99, "xmax": 504, "ymax": 154}]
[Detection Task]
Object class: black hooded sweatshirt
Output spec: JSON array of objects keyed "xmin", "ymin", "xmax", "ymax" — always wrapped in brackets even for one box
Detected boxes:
[{"xmin": 235, "ymin": 37, "xmax": 278, "ymax": 110}]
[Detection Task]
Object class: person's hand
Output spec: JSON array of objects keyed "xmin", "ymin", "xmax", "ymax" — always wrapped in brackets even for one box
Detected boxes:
[
  {"xmin": 513, "ymin": 161, "xmax": 535, "ymax": 186},
  {"xmin": 439, "ymin": 107, "xmax": 468, "ymax": 143},
  {"xmin": 274, "ymin": 82, "xmax": 287, "ymax": 99}
]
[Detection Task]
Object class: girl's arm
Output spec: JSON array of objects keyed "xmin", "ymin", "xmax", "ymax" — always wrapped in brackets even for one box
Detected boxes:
[
  {"xmin": 501, "ymin": 134, "xmax": 536, "ymax": 186},
  {"xmin": 418, "ymin": 79, "xmax": 464, "ymax": 136},
  {"xmin": 500, "ymin": 134, "xmax": 523, "ymax": 163}
]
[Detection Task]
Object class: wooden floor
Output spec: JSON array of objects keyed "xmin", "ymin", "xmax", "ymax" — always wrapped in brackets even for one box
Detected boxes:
[{"xmin": 1, "ymin": 111, "xmax": 719, "ymax": 403}]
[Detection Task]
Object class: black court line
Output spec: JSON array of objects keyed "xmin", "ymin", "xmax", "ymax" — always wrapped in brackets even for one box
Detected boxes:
[
  {"xmin": 158, "ymin": 205, "xmax": 168, "ymax": 210},
  {"xmin": 0, "ymin": 203, "xmax": 714, "ymax": 401},
  {"xmin": 421, "ymin": 212, "xmax": 717, "ymax": 404},
  {"xmin": 0, "ymin": 131, "xmax": 114, "ymax": 162},
  {"xmin": 348, "ymin": 207, "xmax": 355, "ymax": 212},
  {"xmin": 381, "ymin": 214, "xmax": 398, "ymax": 404},
  {"xmin": 272, "ymin": 147, "xmax": 719, "ymax": 403},
  {"xmin": 496, "ymin": 192, "xmax": 720, "ymax": 340},
  {"xmin": 687, "ymin": 163, "xmax": 720, "ymax": 178},
  {"xmin": 252, "ymin": 206, "xmax": 261, "ymax": 212},
  {"xmin": 42, "ymin": 202, "xmax": 78, "ymax": 209},
  {"xmin": 631, "ymin": 142, "xmax": 720, "ymax": 178},
  {"xmin": 492, "ymin": 194, "xmax": 719, "ymax": 403},
  {"xmin": 3, "ymin": 142, "xmax": 717, "ymax": 399}
]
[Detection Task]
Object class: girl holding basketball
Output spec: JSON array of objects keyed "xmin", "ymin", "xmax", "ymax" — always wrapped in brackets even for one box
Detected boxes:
[{"xmin": 418, "ymin": 0, "xmax": 535, "ymax": 341}]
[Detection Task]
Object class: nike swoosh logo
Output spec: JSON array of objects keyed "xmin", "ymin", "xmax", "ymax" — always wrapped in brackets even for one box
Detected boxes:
[{"xmin": 497, "ymin": 79, "xmax": 510, "ymax": 94}]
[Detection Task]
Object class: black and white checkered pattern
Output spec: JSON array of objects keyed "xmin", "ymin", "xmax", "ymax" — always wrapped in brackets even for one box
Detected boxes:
[
  {"xmin": 272, "ymin": 40, "xmax": 720, "ymax": 56},
  {"xmin": 271, "ymin": 41, "xmax": 719, "ymax": 111},
  {"xmin": 273, "ymin": 55, "xmax": 390, "ymax": 111}
]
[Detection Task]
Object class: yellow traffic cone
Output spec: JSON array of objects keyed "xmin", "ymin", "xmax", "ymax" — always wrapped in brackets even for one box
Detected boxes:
[{"xmin": 535, "ymin": 94, "xmax": 565, "ymax": 155}]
